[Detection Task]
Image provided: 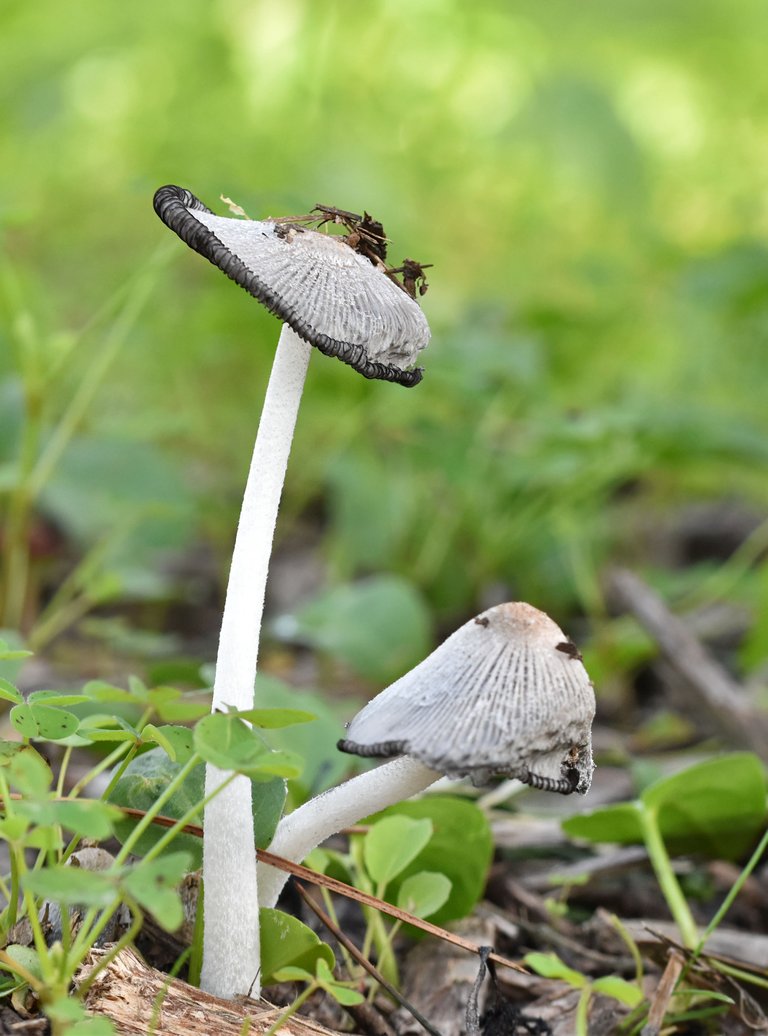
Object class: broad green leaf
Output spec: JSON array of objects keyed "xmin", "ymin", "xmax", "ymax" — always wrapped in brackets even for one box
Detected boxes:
[
  {"xmin": 564, "ymin": 753, "xmax": 767, "ymax": 859},
  {"xmin": 370, "ymin": 797, "xmax": 493, "ymax": 926},
  {"xmin": 273, "ymin": 576, "xmax": 433, "ymax": 684},
  {"xmin": 562, "ymin": 802, "xmax": 643, "ymax": 845},
  {"xmin": 142, "ymin": 723, "xmax": 195, "ymax": 763},
  {"xmin": 397, "ymin": 871, "xmax": 452, "ymax": 919},
  {"xmin": 194, "ymin": 713, "xmax": 302, "ymax": 779},
  {"xmin": 592, "ymin": 975, "xmax": 644, "ymax": 1007},
  {"xmin": 23, "ymin": 866, "xmax": 116, "ymax": 907},
  {"xmin": 10, "ymin": 703, "xmax": 80, "ymax": 740},
  {"xmin": 524, "ymin": 952, "xmax": 587, "ymax": 988},
  {"xmin": 259, "ymin": 908, "xmax": 335, "ymax": 984},
  {"xmin": 123, "ymin": 852, "xmax": 191, "ymax": 930},
  {"xmin": 363, "ymin": 816, "xmax": 433, "ymax": 887},
  {"xmin": 109, "ymin": 747, "xmax": 286, "ymax": 864},
  {"xmin": 0, "ymin": 678, "xmax": 23, "ymax": 704}
]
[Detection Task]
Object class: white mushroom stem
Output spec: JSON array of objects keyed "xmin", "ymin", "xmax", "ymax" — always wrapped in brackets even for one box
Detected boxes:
[
  {"xmin": 202, "ymin": 324, "xmax": 312, "ymax": 999},
  {"xmin": 258, "ymin": 757, "xmax": 440, "ymax": 908}
]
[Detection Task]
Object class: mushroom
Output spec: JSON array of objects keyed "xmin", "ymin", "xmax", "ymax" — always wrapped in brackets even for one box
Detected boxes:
[
  {"xmin": 259, "ymin": 601, "xmax": 595, "ymax": 908},
  {"xmin": 153, "ymin": 186, "xmax": 430, "ymax": 998}
]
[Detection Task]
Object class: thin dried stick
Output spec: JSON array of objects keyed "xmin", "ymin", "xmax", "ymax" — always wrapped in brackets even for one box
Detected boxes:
[{"xmin": 116, "ymin": 806, "xmax": 526, "ymax": 975}]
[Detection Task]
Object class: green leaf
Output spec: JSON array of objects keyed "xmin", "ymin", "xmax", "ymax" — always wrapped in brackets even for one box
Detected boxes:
[
  {"xmin": 46, "ymin": 995, "xmax": 117, "ymax": 1034},
  {"xmin": 10, "ymin": 703, "xmax": 80, "ymax": 741},
  {"xmin": 109, "ymin": 747, "xmax": 286, "ymax": 864},
  {"xmin": 228, "ymin": 707, "xmax": 317, "ymax": 729},
  {"xmin": 6, "ymin": 749, "xmax": 52, "ymax": 796},
  {"xmin": 562, "ymin": 802, "xmax": 643, "ymax": 844},
  {"xmin": 155, "ymin": 696, "xmax": 209, "ymax": 723},
  {"xmin": 271, "ymin": 966, "xmax": 314, "ymax": 983},
  {"xmin": 255, "ymin": 676, "xmax": 352, "ymax": 800},
  {"xmin": 27, "ymin": 690, "xmax": 92, "ymax": 707},
  {"xmin": 123, "ymin": 852, "xmax": 191, "ymax": 931},
  {"xmin": 0, "ymin": 816, "xmax": 29, "ymax": 841},
  {"xmin": 0, "ymin": 678, "xmax": 23, "ymax": 704},
  {"xmin": 23, "ymin": 866, "xmax": 116, "ymax": 907},
  {"xmin": 19, "ymin": 799, "xmax": 120, "ymax": 840},
  {"xmin": 259, "ymin": 908, "xmax": 335, "ymax": 985},
  {"xmin": 592, "ymin": 975, "xmax": 644, "ymax": 1007},
  {"xmin": 397, "ymin": 871, "xmax": 452, "ymax": 919},
  {"xmin": 50, "ymin": 799, "xmax": 121, "ymax": 839},
  {"xmin": 564, "ymin": 753, "xmax": 767, "ymax": 858},
  {"xmin": 2, "ymin": 944, "xmax": 43, "ymax": 983},
  {"xmin": 324, "ymin": 983, "xmax": 365, "ymax": 1006},
  {"xmin": 524, "ymin": 952, "xmax": 588, "ymax": 988},
  {"xmin": 370, "ymin": 797, "xmax": 493, "ymax": 926},
  {"xmin": 0, "ymin": 739, "xmax": 29, "ymax": 765},
  {"xmin": 273, "ymin": 576, "xmax": 433, "ymax": 684},
  {"xmin": 82, "ymin": 680, "xmax": 142, "ymax": 704},
  {"xmin": 315, "ymin": 958, "xmax": 365, "ymax": 1004},
  {"xmin": 143, "ymin": 723, "xmax": 195, "ymax": 763},
  {"xmin": 363, "ymin": 816, "xmax": 433, "ymax": 887},
  {"xmin": 76, "ymin": 715, "xmax": 139, "ymax": 743},
  {"xmin": 194, "ymin": 713, "xmax": 302, "ymax": 779},
  {"xmin": 0, "ymin": 639, "xmax": 32, "ymax": 663}
]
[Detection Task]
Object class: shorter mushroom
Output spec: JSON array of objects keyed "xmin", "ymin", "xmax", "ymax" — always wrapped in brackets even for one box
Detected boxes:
[{"xmin": 259, "ymin": 601, "xmax": 595, "ymax": 907}]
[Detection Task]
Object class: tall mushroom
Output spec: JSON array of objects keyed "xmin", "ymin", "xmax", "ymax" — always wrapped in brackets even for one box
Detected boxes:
[
  {"xmin": 153, "ymin": 186, "xmax": 430, "ymax": 998},
  {"xmin": 259, "ymin": 601, "xmax": 595, "ymax": 908}
]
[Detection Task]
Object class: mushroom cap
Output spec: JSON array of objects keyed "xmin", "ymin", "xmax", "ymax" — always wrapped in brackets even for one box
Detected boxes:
[
  {"xmin": 153, "ymin": 185, "xmax": 429, "ymax": 387},
  {"xmin": 338, "ymin": 602, "xmax": 595, "ymax": 794}
]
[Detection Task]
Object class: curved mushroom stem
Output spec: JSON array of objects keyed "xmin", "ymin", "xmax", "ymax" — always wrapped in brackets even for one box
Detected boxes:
[
  {"xmin": 202, "ymin": 324, "xmax": 312, "ymax": 999},
  {"xmin": 258, "ymin": 757, "xmax": 440, "ymax": 908}
]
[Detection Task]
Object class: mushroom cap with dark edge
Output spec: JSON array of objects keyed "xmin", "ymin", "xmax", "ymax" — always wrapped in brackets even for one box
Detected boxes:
[
  {"xmin": 153, "ymin": 185, "xmax": 429, "ymax": 387},
  {"xmin": 338, "ymin": 602, "xmax": 596, "ymax": 794}
]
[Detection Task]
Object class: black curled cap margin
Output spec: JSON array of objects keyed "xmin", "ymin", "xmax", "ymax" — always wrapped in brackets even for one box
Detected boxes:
[{"xmin": 153, "ymin": 185, "xmax": 425, "ymax": 387}]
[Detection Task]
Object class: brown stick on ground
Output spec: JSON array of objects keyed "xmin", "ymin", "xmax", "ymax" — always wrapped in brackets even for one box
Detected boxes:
[
  {"xmin": 605, "ymin": 568, "xmax": 768, "ymax": 761},
  {"xmin": 641, "ymin": 949, "xmax": 685, "ymax": 1036},
  {"xmin": 78, "ymin": 946, "xmax": 344, "ymax": 1036}
]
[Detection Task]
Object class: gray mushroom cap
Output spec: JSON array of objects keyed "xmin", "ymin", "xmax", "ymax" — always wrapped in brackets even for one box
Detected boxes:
[
  {"xmin": 153, "ymin": 185, "xmax": 429, "ymax": 386},
  {"xmin": 338, "ymin": 602, "xmax": 596, "ymax": 794}
]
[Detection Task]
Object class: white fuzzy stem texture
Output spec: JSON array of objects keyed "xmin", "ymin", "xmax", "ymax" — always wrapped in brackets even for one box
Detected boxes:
[
  {"xmin": 201, "ymin": 325, "xmax": 312, "ymax": 999},
  {"xmin": 258, "ymin": 757, "xmax": 439, "ymax": 908}
]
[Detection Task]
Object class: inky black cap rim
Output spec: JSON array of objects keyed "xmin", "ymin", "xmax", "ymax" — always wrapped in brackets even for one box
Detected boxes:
[{"xmin": 153, "ymin": 185, "xmax": 424, "ymax": 387}]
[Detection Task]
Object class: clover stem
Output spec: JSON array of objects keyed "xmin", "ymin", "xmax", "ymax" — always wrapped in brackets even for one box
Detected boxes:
[
  {"xmin": 638, "ymin": 804, "xmax": 699, "ymax": 948},
  {"xmin": 202, "ymin": 325, "xmax": 312, "ymax": 999}
]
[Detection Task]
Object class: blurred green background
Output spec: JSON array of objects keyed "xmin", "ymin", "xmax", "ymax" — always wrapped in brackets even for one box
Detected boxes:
[{"xmin": 2, "ymin": 0, "xmax": 768, "ymax": 694}]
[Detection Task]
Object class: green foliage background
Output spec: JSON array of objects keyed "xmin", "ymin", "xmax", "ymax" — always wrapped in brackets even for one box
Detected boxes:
[{"xmin": 2, "ymin": 0, "xmax": 767, "ymax": 652}]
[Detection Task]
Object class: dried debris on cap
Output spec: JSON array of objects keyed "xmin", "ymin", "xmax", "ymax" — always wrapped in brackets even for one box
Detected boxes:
[
  {"xmin": 153, "ymin": 185, "xmax": 430, "ymax": 386},
  {"xmin": 338, "ymin": 602, "xmax": 596, "ymax": 794}
]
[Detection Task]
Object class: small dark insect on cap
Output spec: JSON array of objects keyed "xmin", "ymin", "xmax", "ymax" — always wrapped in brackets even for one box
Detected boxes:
[
  {"xmin": 338, "ymin": 602, "xmax": 596, "ymax": 794},
  {"xmin": 153, "ymin": 185, "xmax": 430, "ymax": 386}
]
